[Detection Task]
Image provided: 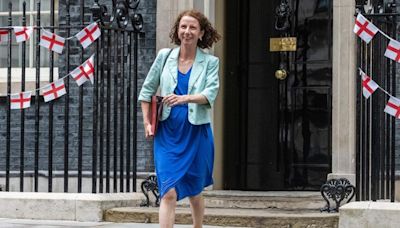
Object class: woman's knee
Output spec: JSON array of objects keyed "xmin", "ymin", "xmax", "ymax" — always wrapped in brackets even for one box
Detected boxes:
[
  {"xmin": 189, "ymin": 194, "xmax": 203, "ymax": 207},
  {"xmin": 162, "ymin": 189, "xmax": 177, "ymax": 202}
]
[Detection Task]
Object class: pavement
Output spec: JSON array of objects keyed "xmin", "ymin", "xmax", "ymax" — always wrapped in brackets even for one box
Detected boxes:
[{"xmin": 0, "ymin": 218, "xmax": 242, "ymax": 228}]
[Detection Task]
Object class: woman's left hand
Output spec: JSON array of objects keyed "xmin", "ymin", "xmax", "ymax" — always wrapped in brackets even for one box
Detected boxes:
[{"xmin": 163, "ymin": 94, "xmax": 188, "ymax": 107}]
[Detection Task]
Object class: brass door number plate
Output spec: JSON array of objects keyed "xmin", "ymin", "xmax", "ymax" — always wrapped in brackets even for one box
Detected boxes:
[{"xmin": 269, "ymin": 37, "xmax": 297, "ymax": 52}]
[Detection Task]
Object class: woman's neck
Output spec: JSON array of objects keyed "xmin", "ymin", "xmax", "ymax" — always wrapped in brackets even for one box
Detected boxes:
[{"xmin": 179, "ymin": 45, "xmax": 197, "ymax": 61}]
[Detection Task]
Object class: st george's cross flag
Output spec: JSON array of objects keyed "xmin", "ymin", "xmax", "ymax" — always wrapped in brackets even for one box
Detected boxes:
[
  {"xmin": 384, "ymin": 97, "xmax": 400, "ymax": 119},
  {"xmin": 0, "ymin": 30, "xmax": 8, "ymax": 43},
  {"xmin": 41, "ymin": 79, "xmax": 67, "ymax": 102},
  {"xmin": 39, "ymin": 30, "xmax": 65, "ymax": 54},
  {"xmin": 353, "ymin": 13, "xmax": 379, "ymax": 43},
  {"xmin": 70, "ymin": 54, "xmax": 95, "ymax": 86},
  {"xmin": 13, "ymin": 26, "xmax": 33, "ymax": 43},
  {"xmin": 75, "ymin": 22, "xmax": 101, "ymax": 49},
  {"xmin": 10, "ymin": 91, "xmax": 32, "ymax": 109},
  {"xmin": 360, "ymin": 70, "xmax": 379, "ymax": 99},
  {"xmin": 384, "ymin": 39, "xmax": 400, "ymax": 63}
]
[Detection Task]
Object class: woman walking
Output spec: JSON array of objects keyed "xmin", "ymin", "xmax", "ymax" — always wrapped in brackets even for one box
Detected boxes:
[{"xmin": 138, "ymin": 9, "xmax": 221, "ymax": 228}]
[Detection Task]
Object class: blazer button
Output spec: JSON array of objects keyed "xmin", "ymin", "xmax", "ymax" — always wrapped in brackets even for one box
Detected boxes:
[{"xmin": 189, "ymin": 108, "xmax": 193, "ymax": 112}]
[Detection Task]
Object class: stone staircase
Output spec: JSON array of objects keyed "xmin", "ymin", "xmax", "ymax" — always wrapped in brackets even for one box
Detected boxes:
[{"xmin": 104, "ymin": 190, "xmax": 339, "ymax": 227}]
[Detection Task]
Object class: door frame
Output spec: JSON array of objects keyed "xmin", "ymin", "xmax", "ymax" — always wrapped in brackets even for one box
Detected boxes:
[{"xmin": 222, "ymin": 0, "xmax": 334, "ymax": 191}]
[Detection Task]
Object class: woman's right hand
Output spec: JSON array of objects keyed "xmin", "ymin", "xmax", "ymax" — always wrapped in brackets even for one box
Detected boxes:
[
  {"xmin": 141, "ymin": 101, "xmax": 154, "ymax": 139},
  {"xmin": 144, "ymin": 122, "xmax": 154, "ymax": 139}
]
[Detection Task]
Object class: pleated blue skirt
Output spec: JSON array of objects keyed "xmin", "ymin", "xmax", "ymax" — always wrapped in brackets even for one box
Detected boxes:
[{"xmin": 154, "ymin": 68, "xmax": 214, "ymax": 201}]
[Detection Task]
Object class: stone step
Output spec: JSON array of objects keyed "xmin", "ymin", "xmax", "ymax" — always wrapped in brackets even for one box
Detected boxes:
[
  {"xmin": 174, "ymin": 190, "xmax": 326, "ymax": 210},
  {"xmin": 105, "ymin": 207, "xmax": 339, "ymax": 228},
  {"xmin": 141, "ymin": 190, "xmax": 326, "ymax": 210}
]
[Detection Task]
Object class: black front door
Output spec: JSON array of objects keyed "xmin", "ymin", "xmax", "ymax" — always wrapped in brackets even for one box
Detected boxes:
[{"xmin": 223, "ymin": 0, "xmax": 332, "ymax": 190}]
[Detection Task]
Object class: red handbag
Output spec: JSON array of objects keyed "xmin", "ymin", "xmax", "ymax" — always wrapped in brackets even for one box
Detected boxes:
[
  {"xmin": 149, "ymin": 49, "xmax": 172, "ymax": 135},
  {"xmin": 150, "ymin": 95, "xmax": 163, "ymax": 135},
  {"xmin": 150, "ymin": 48, "xmax": 173, "ymax": 135}
]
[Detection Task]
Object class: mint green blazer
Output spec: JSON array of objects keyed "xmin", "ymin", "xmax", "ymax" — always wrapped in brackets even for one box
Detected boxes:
[{"xmin": 138, "ymin": 47, "xmax": 220, "ymax": 125}]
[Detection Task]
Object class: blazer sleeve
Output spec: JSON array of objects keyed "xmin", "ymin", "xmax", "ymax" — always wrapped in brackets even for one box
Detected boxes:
[
  {"xmin": 200, "ymin": 56, "xmax": 220, "ymax": 108},
  {"xmin": 138, "ymin": 49, "xmax": 169, "ymax": 102}
]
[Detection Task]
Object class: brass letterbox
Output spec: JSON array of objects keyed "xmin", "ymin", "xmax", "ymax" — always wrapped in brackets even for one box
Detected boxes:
[{"xmin": 269, "ymin": 37, "xmax": 297, "ymax": 52}]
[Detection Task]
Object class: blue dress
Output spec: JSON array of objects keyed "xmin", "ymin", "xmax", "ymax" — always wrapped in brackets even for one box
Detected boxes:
[{"xmin": 154, "ymin": 67, "xmax": 214, "ymax": 201}]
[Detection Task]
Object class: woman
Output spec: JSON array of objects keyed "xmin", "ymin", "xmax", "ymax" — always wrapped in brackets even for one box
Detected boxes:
[{"xmin": 138, "ymin": 9, "xmax": 221, "ymax": 228}]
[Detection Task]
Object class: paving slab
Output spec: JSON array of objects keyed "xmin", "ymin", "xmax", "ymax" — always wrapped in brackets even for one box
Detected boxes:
[
  {"xmin": 0, "ymin": 192, "xmax": 144, "ymax": 222},
  {"xmin": 0, "ymin": 218, "xmax": 241, "ymax": 228}
]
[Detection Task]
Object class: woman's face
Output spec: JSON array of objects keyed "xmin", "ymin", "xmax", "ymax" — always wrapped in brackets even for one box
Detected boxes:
[{"xmin": 178, "ymin": 15, "xmax": 204, "ymax": 47}]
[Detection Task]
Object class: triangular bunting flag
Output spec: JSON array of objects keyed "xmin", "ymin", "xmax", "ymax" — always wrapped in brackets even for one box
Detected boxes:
[
  {"xmin": 384, "ymin": 40, "xmax": 400, "ymax": 63},
  {"xmin": 360, "ymin": 70, "xmax": 379, "ymax": 99},
  {"xmin": 75, "ymin": 22, "xmax": 101, "ymax": 49},
  {"xmin": 70, "ymin": 54, "xmax": 95, "ymax": 86},
  {"xmin": 384, "ymin": 97, "xmax": 400, "ymax": 119},
  {"xmin": 39, "ymin": 30, "xmax": 65, "ymax": 54},
  {"xmin": 41, "ymin": 79, "xmax": 67, "ymax": 102},
  {"xmin": 10, "ymin": 91, "xmax": 32, "ymax": 109},
  {"xmin": 0, "ymin": 29, "xmax": 8, "ymax": 43},
  {"xmin": 13, "ymin": 26, "xmax": 33, "ymax": 43},
  {"xmin": 353, "ymin": 13, "xmax": 379, "ymax": 43}
]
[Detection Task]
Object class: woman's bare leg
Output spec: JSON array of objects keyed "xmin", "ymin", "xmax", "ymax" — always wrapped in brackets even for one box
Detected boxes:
[
  {"xmin": 159, "ymin": 188, "xmax": 177, "ymax": 228},
  {"xmin": 189, "ymin": 194, "xmax": 204, "ymax": 228}
]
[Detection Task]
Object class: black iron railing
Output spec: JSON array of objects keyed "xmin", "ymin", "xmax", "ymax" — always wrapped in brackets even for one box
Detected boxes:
[
  {"xmin": 0, "ymin": 0, "xmax": 144, "ymax": 193},
  {"xmin": 355, "ymin": 2, "xmax": 397, "ymax": 202}
]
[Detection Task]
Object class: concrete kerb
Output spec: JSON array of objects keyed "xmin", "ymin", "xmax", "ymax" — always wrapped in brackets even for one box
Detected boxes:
[
  {"xmin": 0, "ymin": 192, "xmax": 145, "ymax": 222},
  {"xmin": 339, "ymin": 201, "xmax": 400, "ymax": 228}
]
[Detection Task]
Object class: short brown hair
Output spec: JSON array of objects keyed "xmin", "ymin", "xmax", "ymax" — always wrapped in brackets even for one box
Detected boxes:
[{"xmin": 169, "ymin": 10, "xmax": 221, "ymax": 49}]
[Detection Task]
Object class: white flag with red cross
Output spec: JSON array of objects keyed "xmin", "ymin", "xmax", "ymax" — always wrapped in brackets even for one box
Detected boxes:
[
  {"xmin": 70, "ymin": 54, "xmax": 95, "ymax": 86},
  {"xmin": 360, "ymin": 70, "xmax": 379, "ymax": 99},
  {"xmin": 41, "ymin": 79, "xmax": 67, "ymax": 102},
  {"xmin": 0, "ymin": 29, "xmax": 8, "ymax": 43},
  {"xmin": 13, "ymin": 26, "xmax": 33, "ymax": 43},
  {"xmin": 39, "ymin": 30, "xmax": 65, "ymax": 54},
  {"xmin": 75, "ymin": 22, "xmax": 101, "ymax": 49},
  {"xmin": 10, "ymin": 91, "xmax": 32, "ymax": 110},
  {"xmin": 353, "ymin": 13, "xmax": 379, "ymax": 43},
  {"xmin": 384, "ymin": 40, "xmax": 400, "ymax": 63},
  {"xmin": 384, "ymin": 97, "xmax": 400, "ymax": 119}
]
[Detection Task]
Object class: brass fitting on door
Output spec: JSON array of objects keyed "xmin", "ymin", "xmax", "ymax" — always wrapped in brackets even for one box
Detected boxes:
[{"xmin": 275, "ymin": 69, "xmax": 287, "ymax": 80}]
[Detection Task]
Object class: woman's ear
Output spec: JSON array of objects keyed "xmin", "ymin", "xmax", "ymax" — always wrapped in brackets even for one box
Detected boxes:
[{"xmin": 199, "ymin": 30, "xmax": 205, "ymax": 41}]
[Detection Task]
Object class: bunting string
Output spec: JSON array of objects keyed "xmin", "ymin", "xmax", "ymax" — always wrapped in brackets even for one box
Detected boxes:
[
  {"xmin": 39, "ymin": 27, "xmax": 75, "ymax": 41},
  {"xmin": 0, "ymin": 22, "xmax": 100, "ymax": 48},
  {"xmin": 9, "ymin": 54, "xmax": 95, "ymax": 109},
  {"xmin": 378, "ymin": 29, "xmax": 393, "ymax": 41},
  {"xmin": 354, "ymin": 13, "xmax": 400, "ymax": 119},
  {"xmin": 359, "ymin": 68, "xmax": 392, "ymax": 97},
  {"xmin": 0, "ymin": 19, "xmax": 101, "ymax": 41},
  {"xmin": 0, "ymin": 22, "xmax": 101, "ymax": 109}
]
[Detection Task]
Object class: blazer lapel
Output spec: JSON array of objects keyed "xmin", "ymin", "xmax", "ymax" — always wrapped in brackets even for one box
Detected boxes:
[
  {"xmin": 167, "ymin": 47, "xmax": 179, "ymax": 83},
  {"xmin": 188, "ymin": 48, "xmax": 205, "ymax": 93}
]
